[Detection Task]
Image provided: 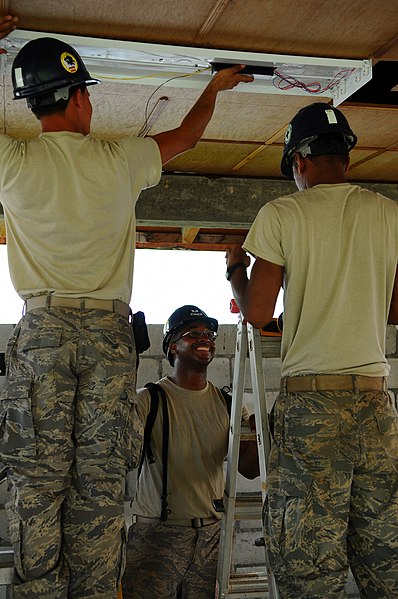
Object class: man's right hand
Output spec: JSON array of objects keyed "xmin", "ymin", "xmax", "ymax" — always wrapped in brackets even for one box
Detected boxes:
[{"xmin": 0, "ymin": 15, "xmax": 18, "ymax": 50}]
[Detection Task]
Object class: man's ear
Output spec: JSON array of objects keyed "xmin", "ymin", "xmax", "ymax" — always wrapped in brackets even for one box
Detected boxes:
[
  {"xmin": 293, "ymin": 152, "xmax": 306, "ymax": 173},
  {"xmin": 169, "ymin": 342, "xmax": 178, "ymax": 359},
  {"xmin": 70, "ymin": 87, "xmax": 84, "ymax": 109}
]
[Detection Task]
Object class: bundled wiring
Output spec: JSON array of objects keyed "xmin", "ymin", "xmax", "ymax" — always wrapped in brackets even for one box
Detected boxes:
[{"xmin": 273, "ymin": 68, "xmax": 355, "ymax": 94}]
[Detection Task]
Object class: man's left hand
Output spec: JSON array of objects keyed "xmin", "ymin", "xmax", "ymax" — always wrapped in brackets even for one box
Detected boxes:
[
  {"xmin": 0, "ymin": 15, "xmax": 18, "ymax": 52},
  {"xmin": 225, "ymin": 246, "xmax": 251, "ymax": 269}
]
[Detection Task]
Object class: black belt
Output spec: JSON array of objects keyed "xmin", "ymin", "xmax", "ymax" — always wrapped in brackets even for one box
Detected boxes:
[{"xmin": 24, "ymin": 296, "xmax": 130, "ymax": 318}]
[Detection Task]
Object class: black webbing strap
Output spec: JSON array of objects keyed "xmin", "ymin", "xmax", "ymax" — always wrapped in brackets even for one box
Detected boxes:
[
  {"xmin": 138, "ymin": 382, "xmax": 170, "ymax": 522},
  {"xmin": 157, "ymin": 384, "xmax": 170, "ymax": 522},
  {"xmin": 138, "ymin": 383, "xmax": 159, "ymax": 477}
]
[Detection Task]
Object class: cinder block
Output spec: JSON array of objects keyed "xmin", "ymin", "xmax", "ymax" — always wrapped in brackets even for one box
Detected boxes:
[
  {"xmin": 262, "ymin": 358, "xmax": 282, "ymax": 390},
  {"xmin": 145, "ymin": 325, "xmax": 164, "ymax": 357},
  {"xmin": 241, "ymin": 359, "xmax": 281, "ymax": 393},
  {"xmin": 0, "ymin": 325, "xmax": 14, "ymax": 351},
  {"xmin": 216, "ymin": 325, "xmax": 238, "ymax": 355},
  {"xmin": 136, "ymin": 358, "xmax": 161, "ymax": 388},
  {"xmin": 386, "ymin": 325, "xmax": 397, "ymax": 356},
  {"xmin": 207, "ymin": 358, "xmax": 231, "ymax": 388},
  {"xmin": 387, "ymin": 359, "xmax": 398, "ymax": 389}
]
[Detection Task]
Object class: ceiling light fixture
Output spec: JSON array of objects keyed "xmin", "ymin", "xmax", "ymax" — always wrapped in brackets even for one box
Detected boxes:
[{"xmin": 3, "ymin": 29, "xmax": 372, "ymax": 106}]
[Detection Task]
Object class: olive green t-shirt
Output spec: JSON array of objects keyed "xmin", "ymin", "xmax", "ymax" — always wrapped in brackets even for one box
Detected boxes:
[
  {"xmin": 244, "ymin": 183, "xmax": 398, "ymax": 377},
  {"xmin": 134, "ymin": 377, "xmax": 249, "ymax": 520},
  {"xmin": 0, "ymin": 132, "xmax": 161, "ymax": 303}
]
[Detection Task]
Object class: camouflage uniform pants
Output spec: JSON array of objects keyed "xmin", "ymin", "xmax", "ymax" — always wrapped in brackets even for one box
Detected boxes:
[
  {"xmin": 263, "ymin": 388, "xmax": 398, "ymax": 598},
  {"xmin": 0, "ymin": 307, "xmax": 143, "ymax": 599},
  {"xmin": 121, "ymin": 520, "xmax": 221, "ymax": 598}
]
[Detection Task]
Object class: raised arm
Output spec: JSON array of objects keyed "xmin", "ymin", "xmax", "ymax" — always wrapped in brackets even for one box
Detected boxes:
[
  {"xmin": 0, "ymin": 15, "xmax": 18, "ymax": 51},
  {"xmin": 151, "ymin": 65, "xmax": 253, "ymax": 165},
  {"xmin": 226, "ymin": 246, "xmax": 283, "ymax": 329}
]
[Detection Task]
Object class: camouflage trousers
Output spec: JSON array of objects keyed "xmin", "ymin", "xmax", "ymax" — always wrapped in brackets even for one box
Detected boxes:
[
  {"xmin": 263, "ymin": 388, "xmax": 398, "ymax": 598},
  {"xmin": 0, "ymin": 307, "xmax": 143, "ymax": 599},
  {"xmin": 122, "ymin": 519, "xmax": 221, "ymax": 598}
]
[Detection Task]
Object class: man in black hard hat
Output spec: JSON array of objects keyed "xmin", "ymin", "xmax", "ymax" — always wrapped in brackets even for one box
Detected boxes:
[
  {"xmin": 0, "ymin": 15, "xmax": 253, "ymax": 599},
  {"xmin": 121, "ymin": 305, "xmax": 259, "ymax": 599},
  {"xmin": 226, "ymin": 103, "xmax": 398, "ymax": 597}
]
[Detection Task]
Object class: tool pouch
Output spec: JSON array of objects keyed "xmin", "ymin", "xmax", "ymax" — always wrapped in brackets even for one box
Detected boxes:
[{"xmin": 132, "ymin": 311, "xmax": 151, "ymax": 354}]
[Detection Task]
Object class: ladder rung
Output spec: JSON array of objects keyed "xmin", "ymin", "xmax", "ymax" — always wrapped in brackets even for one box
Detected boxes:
[
  {"xmin": 240, "ymin": 431, "xmax": 256, "ymax": 441},
  {"xmin": 226, "ymin": 572, "xmax": 269, "ymax": 597},
  {"xmin": 259, "ymin": 337, "xmax": 281, "ymax": 358},
  {"xmin": 234, "ymin": 493, "xmax": 262, "ymax": 520},
  {"xmin": 0, "ymin": 547, "xmax": 14, "ymax": 566}
]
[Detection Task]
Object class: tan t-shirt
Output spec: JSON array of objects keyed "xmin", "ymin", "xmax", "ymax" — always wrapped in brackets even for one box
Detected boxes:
[
  {"xmin": 0, "ymin": 132, "xmax": 161, "ymax": 303},
  {"xmin": 134, "ymin": 377, "xmax": 248, "ymax": 520},
  {"xmin": 243, "ymin": 183, "xmax": 398, "ymax": 377}
]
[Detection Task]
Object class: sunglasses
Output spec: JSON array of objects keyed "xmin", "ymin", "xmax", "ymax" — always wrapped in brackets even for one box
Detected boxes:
[{"xmin": 174, "ymin": 329, "xmax": 218, "ymax": 342}]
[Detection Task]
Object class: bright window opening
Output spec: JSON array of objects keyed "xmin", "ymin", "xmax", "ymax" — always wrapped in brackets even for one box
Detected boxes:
[{"xmin": 0, "ymin": 246, "xmax": 283, "ymax": 325}]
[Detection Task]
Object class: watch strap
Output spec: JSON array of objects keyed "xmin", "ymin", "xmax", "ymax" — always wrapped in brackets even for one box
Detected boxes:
[{"xmin": 226, "ymin": 262, "xmax": 247, "ymax": 281}]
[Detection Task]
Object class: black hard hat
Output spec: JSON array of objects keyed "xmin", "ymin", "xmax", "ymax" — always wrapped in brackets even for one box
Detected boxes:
[
  {"xmin": 280, "ymin": 102, "xmax": 357, "ymax": 179},
  {"xmin": 12, "ymin": 37, "xmax": 100, "ymax": 108},
  {"xmin": 162, "ymin": 305, "xmax": 218, "ymax": 360}
]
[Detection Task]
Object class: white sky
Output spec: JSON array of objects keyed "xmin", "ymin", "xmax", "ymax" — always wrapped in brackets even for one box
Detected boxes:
[{"xmin": 0, "ymin": 245, "xmax": 283, "ymax": 325}]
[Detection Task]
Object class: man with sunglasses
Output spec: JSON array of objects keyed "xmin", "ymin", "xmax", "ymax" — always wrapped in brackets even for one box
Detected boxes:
[{"xmin": 122, "ymin": 305, "xmax": 259, "ymax": 598}]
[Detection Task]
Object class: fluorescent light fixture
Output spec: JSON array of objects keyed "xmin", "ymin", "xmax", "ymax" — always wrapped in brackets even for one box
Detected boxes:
[{"xmin": 3, "ymin": 29, "xmax": 372, "ymax": 106}]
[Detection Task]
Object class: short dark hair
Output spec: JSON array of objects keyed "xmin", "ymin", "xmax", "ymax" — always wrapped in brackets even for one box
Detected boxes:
[{"xmin": 31, "ymin": 84, "xmax": 87, "ymax": 119}]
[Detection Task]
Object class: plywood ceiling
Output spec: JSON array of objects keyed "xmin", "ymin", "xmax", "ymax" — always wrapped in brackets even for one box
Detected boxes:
[
  {"xmin": 0, "ymin": 0, "xmax": 397, "ymax": 187},
  {"xmin": 0, "ymin": 0, "xmax": 398, "ymax": 250}
]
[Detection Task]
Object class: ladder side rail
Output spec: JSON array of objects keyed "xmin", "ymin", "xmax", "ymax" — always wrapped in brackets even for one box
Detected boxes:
[
  {"xmin": 216, "ymin": 318, "xmax": 248, "ymax": 598},
  {"xmin": 247, "ymin": 324, "xmax": 272, "ymax": 492},
  {"xmin": 247, "ymin": 324, "xmax": 280, "ymax": 599},
  {"xmin": 225, "ymin": 318, "xmax": 247, "ymax": 491}
]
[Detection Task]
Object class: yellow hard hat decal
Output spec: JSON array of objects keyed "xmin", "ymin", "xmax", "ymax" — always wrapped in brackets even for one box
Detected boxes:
[{"xmin": 60, "ymin": 52, "xmax": 78, "ymax": 74}]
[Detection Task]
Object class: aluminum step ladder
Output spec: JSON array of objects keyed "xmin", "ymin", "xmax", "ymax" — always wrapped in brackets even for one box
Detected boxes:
[{"xmin": 215, "ymin": 317, "xmax": 281, "ymax": 599}]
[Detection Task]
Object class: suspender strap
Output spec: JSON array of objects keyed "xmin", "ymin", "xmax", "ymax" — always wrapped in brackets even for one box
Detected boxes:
[
  {"xmin": 139, "ymin": 383, "xmax": 170, "ymax": 522},
  {"xmin": 157, "ymin": 385, "xmax": 170, "ymax": 522},
  {"xmin": 138, "ymin": 383, "xmax": 160, "ymax": 477}
]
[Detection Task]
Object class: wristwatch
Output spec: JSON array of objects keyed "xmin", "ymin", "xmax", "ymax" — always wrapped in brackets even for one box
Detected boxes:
[{"xmin": 225, "ymin": 262, "xmax": 247, "ymax": 281}]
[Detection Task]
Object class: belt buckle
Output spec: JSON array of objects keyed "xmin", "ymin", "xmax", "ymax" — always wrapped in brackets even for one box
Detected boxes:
[{"xmin": 191, "ymin": 518, "xmax": 204, "ymax": 528}]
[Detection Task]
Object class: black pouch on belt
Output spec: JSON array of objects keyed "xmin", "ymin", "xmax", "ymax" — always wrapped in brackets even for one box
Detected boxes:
[{"xmin": 132, "ymin": 311, "xmax": 151, "ymax": 354}]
